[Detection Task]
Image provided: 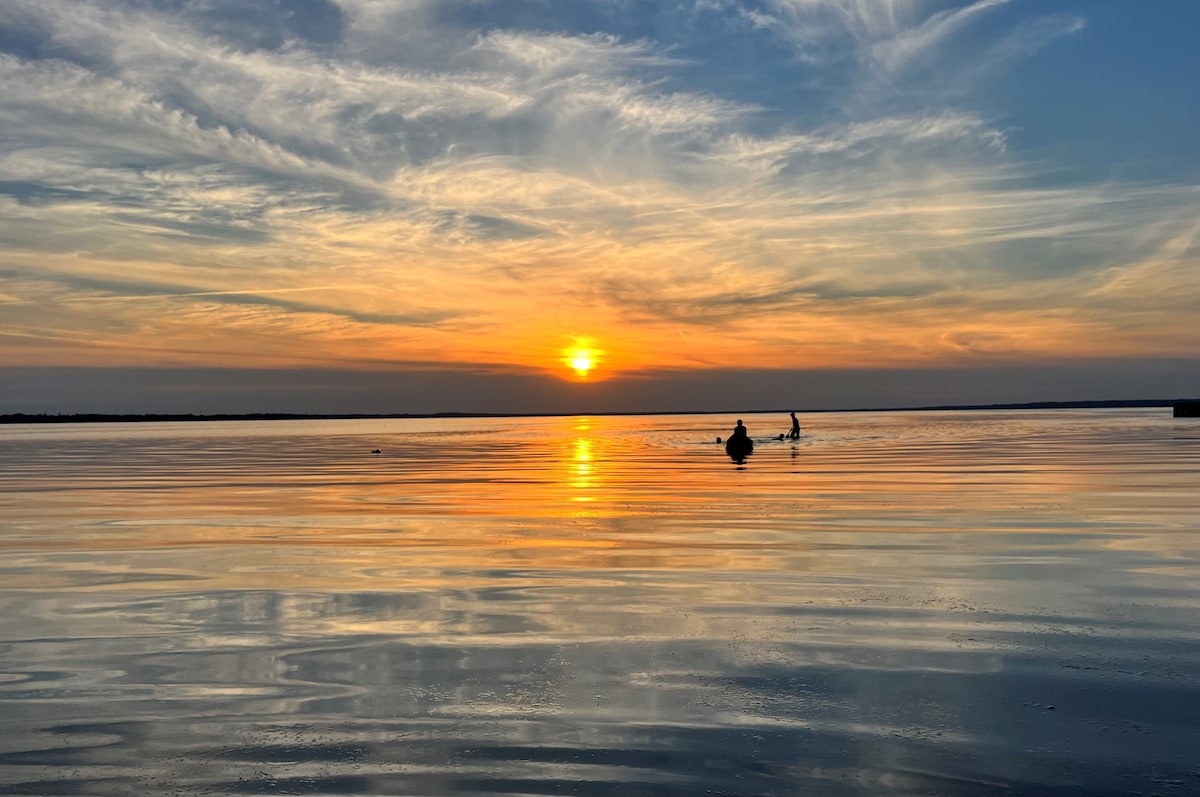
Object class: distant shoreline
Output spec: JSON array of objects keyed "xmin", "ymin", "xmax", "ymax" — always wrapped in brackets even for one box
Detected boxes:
[{"xmin": 0, "ymin": 399, "xmax": 1183, "ymax": 424}]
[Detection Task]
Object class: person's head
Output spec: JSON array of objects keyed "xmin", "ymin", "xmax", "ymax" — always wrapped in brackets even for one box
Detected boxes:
[{"xmin": 736, "ymin": 419, "xmax": 743, "ymax": 426}]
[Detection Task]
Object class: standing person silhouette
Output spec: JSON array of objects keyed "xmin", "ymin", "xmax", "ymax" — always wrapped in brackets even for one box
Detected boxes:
[
  {"xmin": 730, "ymin": 419, "xmax": 749, "ymax": 440},
  {"xmin": 788, "ymin": 412, "xmax": 801, "ymax": 440}
]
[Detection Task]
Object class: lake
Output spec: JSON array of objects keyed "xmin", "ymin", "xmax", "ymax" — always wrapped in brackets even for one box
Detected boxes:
[{"xmin": 0, "ymin": 409, "xmax": 1197, "ymax": 796}]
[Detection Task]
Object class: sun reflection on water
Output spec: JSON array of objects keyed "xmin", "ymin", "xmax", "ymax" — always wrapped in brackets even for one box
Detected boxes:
[{"xmin": 571, "ymin": 436, "xmax": 594, "ymax": 502}]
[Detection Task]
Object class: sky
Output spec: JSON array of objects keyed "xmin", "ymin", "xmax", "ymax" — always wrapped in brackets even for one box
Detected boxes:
[{"xmin": 1, "ymin": 0, "xmax": 1197, "ymax": 415}]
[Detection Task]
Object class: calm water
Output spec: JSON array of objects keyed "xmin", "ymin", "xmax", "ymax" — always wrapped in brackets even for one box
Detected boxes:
[{"xmin": 0, "ymin": 409, "xmax": 1197, "ymax": 796}]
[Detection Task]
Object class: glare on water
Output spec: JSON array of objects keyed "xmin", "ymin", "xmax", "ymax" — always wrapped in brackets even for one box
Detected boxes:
[{"xmin": 0, "ymin": 409, "xmax": 1197, "ymax": 795}]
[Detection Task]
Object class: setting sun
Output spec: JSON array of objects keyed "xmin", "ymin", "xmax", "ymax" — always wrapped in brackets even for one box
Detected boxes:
[
  {"xmin": 571, "ymin": 353, "xmax": 594, "ymax": 376},
  {"xmin": 562, "ymin": 339, "xmax": 602, "ymax": 380}
]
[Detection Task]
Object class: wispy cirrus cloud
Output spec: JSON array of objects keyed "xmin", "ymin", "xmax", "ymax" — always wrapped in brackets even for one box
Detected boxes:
[{"xmin": 0, "ymin": 0, "xmax": 1195, "ymax": 379}]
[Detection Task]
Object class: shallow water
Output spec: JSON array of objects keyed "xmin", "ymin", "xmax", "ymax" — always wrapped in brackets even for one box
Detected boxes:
[{"xmin": 0, "ymin": 409, "xmax": 1197, "ymax": 796}]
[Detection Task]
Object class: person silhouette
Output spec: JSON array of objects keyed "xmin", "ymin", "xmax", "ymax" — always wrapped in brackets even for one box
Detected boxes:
[
  {"xmin": 725, "ymin": 418, "xmax": 753, "ymax": 461},
  {"xmin": 788, "ymin": 412, "xmax": 801, "ymax": 440}
]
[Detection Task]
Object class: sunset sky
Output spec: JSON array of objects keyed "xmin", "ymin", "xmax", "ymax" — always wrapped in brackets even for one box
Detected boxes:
[{"xmin": 1, "ymin": 0, "xmax": 1197, "ymax": 415}]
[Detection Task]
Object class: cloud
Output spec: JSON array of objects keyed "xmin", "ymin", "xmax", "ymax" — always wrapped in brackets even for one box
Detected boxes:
[
  {"xmin": 966, "ymin": 12, "xmax": 1086, "ymax": 82},
  {"xmin": 710, "ymin": 0, "xmax": 1084, "ymax": 110},
  {"xmin": 712, "ymin": 0, "xmax": 1007, "ymax": 66},
  {"xmin": 0, "ymin": 0, "xmax": 1195, "ymax": 384},
  {"xmin": 868, "ymin": 0, "xmax": 1009, "ymax": 74}
]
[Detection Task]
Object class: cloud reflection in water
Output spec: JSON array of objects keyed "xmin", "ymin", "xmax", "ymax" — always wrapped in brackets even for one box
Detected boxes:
[{"xmin": 0, "ymin": 410, "xmax": 1197, "ymax": 795}]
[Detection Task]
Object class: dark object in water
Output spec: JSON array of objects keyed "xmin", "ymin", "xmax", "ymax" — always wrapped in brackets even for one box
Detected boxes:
[
  {"xmin": 1173, "ymin": 400, "xmax": 1200, "ymax": 418},
  {"xmin": 725, "ymin": 436, "xmax": 753, "ymax": 459}
]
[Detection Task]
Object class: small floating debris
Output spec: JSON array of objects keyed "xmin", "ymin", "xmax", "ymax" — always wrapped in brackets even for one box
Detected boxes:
[{"xmin": 370, "ymin": 449, "xmax": 382, "ymax": 454}]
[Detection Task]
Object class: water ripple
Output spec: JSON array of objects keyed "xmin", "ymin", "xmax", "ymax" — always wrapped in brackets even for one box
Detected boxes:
[{"xmin": 1, "ymin": 410, "xmax": 1197, "ymax": 795}]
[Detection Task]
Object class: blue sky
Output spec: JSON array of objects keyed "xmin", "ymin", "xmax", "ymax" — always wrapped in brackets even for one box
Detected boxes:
[{"xmin": 0, "ymin": 0, "xmax": 1196, "ymax": 414}]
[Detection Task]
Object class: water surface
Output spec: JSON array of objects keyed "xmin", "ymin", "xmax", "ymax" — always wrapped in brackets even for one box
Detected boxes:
[{"xmin": 1, "ymin": 410, "xmax": 1197, "ymax": 795}]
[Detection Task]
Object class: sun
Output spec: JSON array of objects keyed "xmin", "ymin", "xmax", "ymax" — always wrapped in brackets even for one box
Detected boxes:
[
  {"xmin": 570, "ymin": 351, "xmax": 594, "ymax": 377},
  {"xmin": 561, "ymin": 339, "xmax": 602, "ymax": 380}
]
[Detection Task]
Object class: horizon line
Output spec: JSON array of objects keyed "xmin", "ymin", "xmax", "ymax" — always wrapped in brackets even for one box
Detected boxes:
[{"xmin": 1, "ymin": 399, "xmax": 1192, "ymax": 425}]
